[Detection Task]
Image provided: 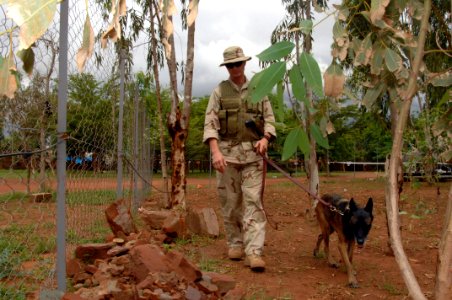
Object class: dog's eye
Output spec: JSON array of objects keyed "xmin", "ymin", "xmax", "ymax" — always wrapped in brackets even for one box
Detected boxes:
[
  {"xmin": 350, "ymin": 216, "xmax": 358, "ymax": 224},
  {"xmin": 365, "ymin": 217, "xmax": 371, "ymax": 225}
]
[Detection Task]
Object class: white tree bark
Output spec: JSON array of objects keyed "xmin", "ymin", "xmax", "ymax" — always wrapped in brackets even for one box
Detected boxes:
[
  {"xmin": 385, "ymin": 1, "xmax": 431, "ymax": 299},
  {"xmin": 435, "ymin": 184, "xmax": 452, "ymax": 299}
]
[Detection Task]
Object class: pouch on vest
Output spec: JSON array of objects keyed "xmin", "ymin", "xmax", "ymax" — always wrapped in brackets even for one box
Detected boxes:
[{"xmin": 219, "ymin": 108, "xmax": 239, "ymax": 137}]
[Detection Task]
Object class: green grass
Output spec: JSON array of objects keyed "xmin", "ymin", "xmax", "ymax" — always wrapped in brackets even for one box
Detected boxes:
[
  {"xmin": 0, "ymin": 283, "xmax": 27, "ymax": 300},
  {"xmin": 244, "ymin": 287, "xmax": 288, "ymax": 300},
  {"xmin": 197, "ymin": 257, "xmax": 222, "ymax": 272},
  {"xmin": 66, "ymin": 217, "xmax": 111, "ymax": 245},
  {"xmin": 0, "ymin": 248, "xmax": 21, "ymax": 279},
  {"xmin": 67, "ymin": 189, "xmax": 116, "ymax": 205},
  {"xmin": 0, "ymin": 168, "xmax": 118, "ymax": 180},
  {"xmin": 1, "ymin": 224, "xmax": 56, "ymax": 261},
  {"xmin": 0, "ymin": 191, "xmax": 28, "ymax": 203},
  {"xmin": 0, "ymin": 169, "xmax": 28, "ymax": 178},
  {"xmin": 381, "ymin": 282, "xmax": 403, "ymax": 296}
]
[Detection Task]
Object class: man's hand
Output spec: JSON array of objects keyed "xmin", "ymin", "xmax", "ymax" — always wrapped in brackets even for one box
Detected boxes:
[
  {"xmin": 254, "ymin": 137, "xmax": 269, "ymax": 156},
  {"xmin": 209, "ymin": 138, "xmax": 227, "ymax": 173},
  {"xmin": 212, "ymin": 150, "xmax": 227, "ymax": 173}
]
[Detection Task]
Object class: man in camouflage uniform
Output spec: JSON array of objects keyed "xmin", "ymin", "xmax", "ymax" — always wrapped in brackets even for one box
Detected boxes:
[{"xmin": 203, "ymin": 46, "xmax": 276, "ymax": 272}]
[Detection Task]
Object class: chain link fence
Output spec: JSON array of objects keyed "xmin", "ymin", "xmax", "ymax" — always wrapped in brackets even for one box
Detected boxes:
[{"xmin": 0, "ymin": 1, "xmax": 154, "ymax": 297}]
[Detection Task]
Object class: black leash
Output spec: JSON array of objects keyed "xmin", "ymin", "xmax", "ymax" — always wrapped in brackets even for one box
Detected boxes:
[
  {"xmin": 244, "ymin": 119, "xmax": 343, "ymax": 216},
  {"xmin": 261, "ymin": 155, "xmax": 343, "ymax": 216}
]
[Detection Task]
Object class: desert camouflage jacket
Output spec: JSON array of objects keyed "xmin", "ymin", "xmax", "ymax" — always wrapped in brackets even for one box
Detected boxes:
[{"xmin": 203, "ymin": 78, "xmax": 276, "ymax": 164}]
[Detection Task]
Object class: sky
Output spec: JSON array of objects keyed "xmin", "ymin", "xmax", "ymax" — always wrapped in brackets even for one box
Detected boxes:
[{"xmin": 133, "ymin": 0, "xmax": 340, "ymax": 98}]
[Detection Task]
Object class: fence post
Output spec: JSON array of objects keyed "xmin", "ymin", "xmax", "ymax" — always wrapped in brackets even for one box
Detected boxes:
[
  {"xmin": 56, "ymin": 0, "xmax": 69, "ymax": 293},
  {"xmin": 117, "ymin": 49, "xmax": 125, "ymax": 199},
  {"xmin": 133, "ymin": 84, "xmax": 139, "ymax": 211}
]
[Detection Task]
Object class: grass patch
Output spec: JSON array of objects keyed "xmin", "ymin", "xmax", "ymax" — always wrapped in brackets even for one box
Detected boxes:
[
  {"xmin": 0, "ymin": 169, "xmax": 28, "ymax": 178},
  {"xmin": 0, "ymin": 248, "xmax": 22, "ymax": 279},
  {"xmin": 0, "ymin": 192, "xmax": 28, "ymax": 203},
  {"xmin": 67, "ymin": 189, "xmax": 116, "ymax": 206},
  {"xmin": 66, "ymin": 218, "xmax": 111, "ymax": 245},
  {"xmin": 0, "ymin": 283, "xmax": 27, "ymax": 300},
  {"xmin": 244, "ymin": 287, "xmax": 274, "ymax": 300},
  {"xmin": 381, "ymin": 282, "xmax": 403, "ymax": 296},
  {"xmin": 197, "ymin": 257, "xmax": 222, "ymax": 272},
  {"xmin": 0, "ymin": 223, "xmax": 56, "ymax": 270},
  {"xmin": 165, "ymin": 235, "xmax": 215, "ymax": 251}
]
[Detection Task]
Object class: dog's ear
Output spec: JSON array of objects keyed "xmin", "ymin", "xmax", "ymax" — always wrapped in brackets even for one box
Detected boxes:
[
  {"xmin": 365, "ymin": 198, "xmax": 373, "ymax": 214},
  {"xmin": 349, "ymin": 198, "xmax": 358, "ymax": 211}
]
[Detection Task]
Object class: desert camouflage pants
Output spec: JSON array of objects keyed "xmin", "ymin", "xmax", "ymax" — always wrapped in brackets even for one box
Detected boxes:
[{"xmin": 216, "ymin": 159, "xmax": 267, "ymax": 256}]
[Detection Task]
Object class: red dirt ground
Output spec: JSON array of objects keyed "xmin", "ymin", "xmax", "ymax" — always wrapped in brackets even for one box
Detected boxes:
[
  {"xmin": 2, "ymin": 172, "xmax": 450, "ymax": 299},
  {"xmin": 153, "ymin": 172, "xmax": 449, "ymax": 299}
]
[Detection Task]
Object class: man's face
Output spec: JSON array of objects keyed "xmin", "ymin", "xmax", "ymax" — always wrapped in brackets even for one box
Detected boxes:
[{"xmin": 225, "ymin": 61, "xmax": 245, "ymax": 78}]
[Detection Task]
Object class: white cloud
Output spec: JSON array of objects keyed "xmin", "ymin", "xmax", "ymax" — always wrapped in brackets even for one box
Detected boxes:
[{"xmin": 133, "ymin": 0, "xmax": 339, "ymax": 97}]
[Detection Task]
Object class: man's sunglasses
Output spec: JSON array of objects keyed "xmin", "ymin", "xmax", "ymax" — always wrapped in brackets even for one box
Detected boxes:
[{"xmin": 225, "ymin": 61, "xmax": 244, "ymax": 69}]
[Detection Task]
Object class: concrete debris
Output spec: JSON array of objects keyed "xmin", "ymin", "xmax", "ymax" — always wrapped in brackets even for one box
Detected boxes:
[
  {"xmin": 105, "ymin": 199, "xmax": 137, "ymax": 236},
  {"xmin": 63, "ymin": 206, "xmax": 239, "ymax": 299}
]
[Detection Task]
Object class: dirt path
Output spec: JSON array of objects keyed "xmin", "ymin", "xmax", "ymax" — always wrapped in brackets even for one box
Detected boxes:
[
  {"xmin": 169, "ymin": 173, "xmax": 448, "ymax": 299},
  {"xmin": 2, "ymin": 172, "xmax": 448, "ymax": 299}
]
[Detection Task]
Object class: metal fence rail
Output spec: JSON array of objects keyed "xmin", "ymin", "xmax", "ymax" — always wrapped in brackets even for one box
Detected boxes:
[{"xmin": 0, "ymin": 1, "xmax": 154, "ymax": 297}]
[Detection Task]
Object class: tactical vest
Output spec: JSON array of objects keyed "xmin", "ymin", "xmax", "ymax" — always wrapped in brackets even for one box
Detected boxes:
[{"xmin": 218, "ymin": 80, "xmax": 264, "ymax": 142}]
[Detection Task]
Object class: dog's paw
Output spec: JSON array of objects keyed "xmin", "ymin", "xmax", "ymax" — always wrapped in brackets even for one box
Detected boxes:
[
  {"xmin": 328, "ymin": 261, "xmax": 339, "ymax": 268},
  {"xmin": 348, "ymin": 281, "xmax": 359, "ymax": 288}
]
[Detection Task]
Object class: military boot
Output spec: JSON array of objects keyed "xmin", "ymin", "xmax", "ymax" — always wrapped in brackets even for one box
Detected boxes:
[
  {"xmin": 244, "ymin": 254, "xmax": 265, "ymax": 272},
  {"xmin": 228, "ymin": 247, "xmax": 243, "ymax": 260}
]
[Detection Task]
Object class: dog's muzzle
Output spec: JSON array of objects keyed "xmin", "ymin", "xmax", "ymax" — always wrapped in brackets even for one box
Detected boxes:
[{"xmin": 356, "ymin": 239, "xmax": 366, "ymax": 247}]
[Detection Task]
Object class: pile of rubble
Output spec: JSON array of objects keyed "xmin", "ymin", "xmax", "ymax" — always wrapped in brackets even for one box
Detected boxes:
[{"xmin": 62, "ymin": 199, "xmax": 242, "ymax": 300}]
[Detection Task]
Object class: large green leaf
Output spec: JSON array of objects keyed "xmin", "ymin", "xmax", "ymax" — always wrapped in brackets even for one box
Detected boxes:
[
  {"xmin": 370, "ymin": 47, "xmax": 384, "ymax": 75},
  {"xmin": 275, "ymin": 81, "xmax": 285, "ymax": 122},
  {"xmin": 333, "ymin": 20, "xmax": 346, "ymax": 41},
  {"xmin": 430, "ymin": 71, "xmax": 452, "ymax": 87},
  {"xmin": 249, "ymin": 61, "xmax": 286, "ymax": 103},
  {"xmin": 299, "ymin": 52, "xmax": 324, "ymax": 98},
  {"xmin": 256, "ymin": 41, "xmax": 295, "ymax": 62},
  {"xmin": 362, "ymin": 82, "xmax": 386, "ymax": 109},
  {"xmin": 282, "ymin": 127, "xmax": 310, "ymax": 161},
  {"xmin": 384, "ymin": 48, "xmax": 402, "ymax": 72},
  {"xmin": 310, "ymin": 123, "xmax": 329, "ymax": 149},
  {"xmin": 289, "ymin": 64, "xmax": 306, "ymax": 101},
  {"xmin": 248, "ymin": 69, "xmax": 264, "ymax": 95},
  {"xmin": 289, "ymin": 64, "xmax": 312, "ymax": 109},
  {"xmin": 6, "ymin": 0, "xmax": 58, "ymax": 50},
  {"xmin": 299, "ymin": 20, "xmax": 313, "ymax": 35}
]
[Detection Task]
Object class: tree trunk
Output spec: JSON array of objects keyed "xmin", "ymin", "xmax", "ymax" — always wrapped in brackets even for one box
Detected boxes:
[
  {"xmin": 435, "ymin": 184, "xmax": 452, "ymax": 299},
  {"xmin": 304, "ymin": 2, "xmax": 319, "ymax": 215},
  {"xmin": 164, "ymin": 1, "xmax": 197, "ymax": 209},
  {"xmin": 38, "ymin": 39, "xmax": 57, "ymax": 193},
  {"xmin": 39, "ymin": 126, "xmax": 47, "ymax": 192},
  {"xmin": 150, "ymin": 1, "xmax": 170, "ymax": 208},
  {"xmin": 169, "ymin": 108, "xmax": 187, "ymax": 209},
  {"xmin": 385, "ymin": 1, "xmax": 431, "ymax": 299}
]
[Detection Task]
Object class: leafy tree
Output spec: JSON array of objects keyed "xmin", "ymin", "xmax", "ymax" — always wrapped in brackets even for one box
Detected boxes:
[
  {"xmin": 0, "ymin": 73, "xmax": 57, "ymax": 192},
  {"xmin": 250, "ymin": 10, "xmax": 331, "ymax": 213},
  {"xmin": 328, "ymin": 0, "xmax": 451, "ymax": 297},
  {"xmin": 328, "ymin": 105, "xmax": 392, "ymax": 162},
  {"xmin": 67, "ymin": 73, "xmax": 116, "ymax": 167},
  {"xmin": 185, "ymin": 97, "xmax": 209, "ymax": 163}
]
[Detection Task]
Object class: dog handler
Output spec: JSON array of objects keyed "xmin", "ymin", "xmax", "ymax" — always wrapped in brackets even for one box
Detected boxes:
[{"xmin": 203, "ymin": 46, "xmax": 276, "ymax": 271}]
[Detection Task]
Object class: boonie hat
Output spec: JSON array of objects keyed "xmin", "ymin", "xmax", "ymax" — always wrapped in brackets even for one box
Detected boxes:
[{"xmin": 220, "ymin": 46, "xmax": 251, "ymax": 66}]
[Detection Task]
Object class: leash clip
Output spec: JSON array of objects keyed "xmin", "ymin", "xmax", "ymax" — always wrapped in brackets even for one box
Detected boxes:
[{"xmin": 329, "ymin": 205, "xmax": 344, "ymax": 216}]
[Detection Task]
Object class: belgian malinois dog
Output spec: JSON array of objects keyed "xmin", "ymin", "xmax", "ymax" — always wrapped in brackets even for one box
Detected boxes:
[{"xmin": 313, "ymin": 194, "xmax": 374, "ymax": 288}]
